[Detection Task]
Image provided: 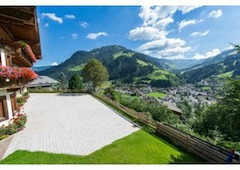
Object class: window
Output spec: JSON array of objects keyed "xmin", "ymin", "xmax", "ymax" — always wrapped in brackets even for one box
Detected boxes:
[
  {"xmin": 10, "ymin": 93, "xmax": 17, "ymax": 115},
  {"xmin": 0, "ymin": 96, "xmax": 7, "ymax": 122}
]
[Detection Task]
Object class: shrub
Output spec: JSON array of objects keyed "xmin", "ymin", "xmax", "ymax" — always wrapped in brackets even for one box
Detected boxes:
[
  {"xmin": 0, "ymin": 113, "xmax": 27, "ymax": 141},
  {"xmin": 0, "ymin": 125, "xmax": 7, "ymax": 136},
  {"xmin": 12, "ymin": 113, "xmax": 27, "ymax": 129},
  {"xmin": 5, "ymin": 123, "xmax": 18, "ymax": 135},
  {"xmin": 17, "ymin": 97, "xmax": 26, "ymax": 105},
  {"xmin": 23, "ymin": 92, "xmax": 29, "ymax": 98},
  {"xmin": 0, "ymin": 135, "xmax": 9, "ymax": 140},
  {"xmin": 106, "ymin": 90, "xmax": 180, "ymax": 125}
]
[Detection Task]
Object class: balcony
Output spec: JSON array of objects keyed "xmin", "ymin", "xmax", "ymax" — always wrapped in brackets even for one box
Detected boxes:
[
  {"xmin": 1, "ymin": 42, "xmax": 36, "ymax": 67},
  {"xmin": 0, "ymin": 66, "xmax": 38, "ymax": 90}
]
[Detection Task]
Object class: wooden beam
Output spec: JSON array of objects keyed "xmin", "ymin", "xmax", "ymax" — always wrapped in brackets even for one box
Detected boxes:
[
  {"xmin": 13, "ymin": 37, "xmax": 39, "ymax": 45},
  {"xmin": 1, "ymin": 24, "xmax": 15, "ymax": 41},
  {"xmin": 0, "ymin": 40, "xmax": 21, "ymax": 47},
  {"xmin": 0, "ymin": 18, "xmax": 35, "ymax": 27},
  {"xmin": 18, "ymin": 7, "xmax": 35, "ymax": 15},
  {"xmin": 0, "ymin": 7, "xmax": 35, "ymax": 22}
]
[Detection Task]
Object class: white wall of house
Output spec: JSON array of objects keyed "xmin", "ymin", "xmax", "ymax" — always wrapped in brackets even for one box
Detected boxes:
[
  {"xmin": 0, "ymin": 90, "xmax": 14, "ymax": 126},
  {"xmin": 16, "ymin": 87, "xmax": 26, "ymax": 97}
]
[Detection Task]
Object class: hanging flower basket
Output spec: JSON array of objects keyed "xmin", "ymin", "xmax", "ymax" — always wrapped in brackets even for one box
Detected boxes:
[{"xmin": 20, "ymin": 41, "xmax": 37, "ymax": 63}]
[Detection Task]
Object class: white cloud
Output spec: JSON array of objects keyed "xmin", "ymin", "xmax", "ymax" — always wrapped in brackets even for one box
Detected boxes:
[
  {"xmin": 160, "ymin": 46, "xmax": 192, "ymax": 56},
  {"xmin": 80, "ymin": 21, "xmax": 89, "ymax": 28},
  {"xmin": 139, "ymin": 39, "xmax": 168, "ymax": 51},
  {"xmin": 190, "ymin": 30, "xmax": 209, "ymax": 37},
  {"xmin": 139, "ymin": 38, "xmax": 192, "ymax": 58},
  {"xmin": 208, "ymin": 9, "xmax": 223, "ymax": 18},
  {"xmin": 65, "ymin": 14, "xmax": 76, "ymax": 19},
  {"xmin": 192, "ymin": 48, "xmax": 220, "ymax": 60},
  {"xmin": 178, "ymin": 6, "xmax": 202, "ymax": 14},
  {"xmin": 37, "ymin": 18, "xmax": 40, "ymax": 24},
  {"xmin": 178, "ymin": 19, "xmax": 203, "ymax": 30},
  {"xmin": 86, "ymin": 32, "xmax": 108, "ymax": 40},
  {"xmin": 71, "ymin": 33, "xmax": 78, "ymax": 39},
  {"xmin": 154, "ymin": 17, "xmax": 174, "ymax": 29},
  {"xmin": 51, "ymin": 62, "xmax": 58, "ymax": 66},
  {"xmin": 42, "ymin": 13, "xmax": 63, "ymax": 24},
  {"xmin": 139, "ymin": 6, "xmax": 201, "ymax": 27},
  {"xmin": 45, "ymin": 23, "xmax": 49, "ymax": 27},
  {"xmin": 128, "ymin": 26, "xmax": 167, "ymax": 41},
  {"xmin": 128, "ymin": 6, "xmax": 202, "ymax": 59},
  {"xmin": 166, "ymin": 54, "xmax": 186, "ymax": 60}
]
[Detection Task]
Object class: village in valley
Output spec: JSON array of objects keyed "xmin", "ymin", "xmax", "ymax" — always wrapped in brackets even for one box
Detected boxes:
[
  {"xmin": 111, "ymin": 79, "xmax": 219, "ymax": 115},
  {"xmin": 1, "ymin": 5, "xmax": 240, "ymax": 164}
]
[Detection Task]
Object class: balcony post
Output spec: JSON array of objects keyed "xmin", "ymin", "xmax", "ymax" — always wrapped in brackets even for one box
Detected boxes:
[
  {"xmin": 0, "ymin": 48, "xmax": 6, "ymax": 66},
  {"xmin": 6, "ymin": 92, "xmax": 13, "ymax": 120}
]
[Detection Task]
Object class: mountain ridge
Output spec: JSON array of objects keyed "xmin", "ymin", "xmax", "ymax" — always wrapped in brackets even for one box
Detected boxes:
[
  {"xmin": 182, "ymin": 49, "xmax": 240, "ymax": 83},
  {"xmin": 39, "ymin": 45, "xmax": 183, "ymax": 87}
]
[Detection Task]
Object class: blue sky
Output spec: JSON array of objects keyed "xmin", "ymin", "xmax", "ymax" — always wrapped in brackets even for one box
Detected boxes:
[{"xmin": 36, "ymin": 6, "xmax": 240, "ymax": 66}]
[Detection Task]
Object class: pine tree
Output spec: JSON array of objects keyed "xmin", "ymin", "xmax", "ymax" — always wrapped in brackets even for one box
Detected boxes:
[{"xmin": 68, "ymin": 74, "xmax": 83, "ymax": 90}]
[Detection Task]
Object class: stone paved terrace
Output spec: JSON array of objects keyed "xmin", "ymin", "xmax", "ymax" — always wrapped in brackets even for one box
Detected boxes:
[{"xmin": 3, "ymin": 93, "xmax": 139, "ymax": 159}]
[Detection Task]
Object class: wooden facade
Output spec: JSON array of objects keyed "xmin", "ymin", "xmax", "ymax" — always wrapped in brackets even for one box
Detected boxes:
[{"xmin": 0, "ymin": 7, "xmax": 41, "ymax": 125}]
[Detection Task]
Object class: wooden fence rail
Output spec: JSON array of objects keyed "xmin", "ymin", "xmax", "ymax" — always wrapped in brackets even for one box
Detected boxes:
[{"xmin": 93, "ymin": 93, "xmax": 240, "ymax": 163}]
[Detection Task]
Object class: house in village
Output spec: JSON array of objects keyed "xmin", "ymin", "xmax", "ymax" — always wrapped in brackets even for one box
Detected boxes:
[
  {"xmin": 0, "ymin": 7, "xmax": 41, "ymax": 125},
  {"xmin": 162, "ymin": 101, "xmax": 183, "ymax": 115},
  {"xmin": 27, "ymin": 76, "xmax": 59, "ymax": 90}
]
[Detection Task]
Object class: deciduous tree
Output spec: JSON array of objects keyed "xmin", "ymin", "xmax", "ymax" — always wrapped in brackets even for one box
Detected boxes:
[{"xmin": 82, "ymin": 59, "xmax": 109, "ymax": 90}]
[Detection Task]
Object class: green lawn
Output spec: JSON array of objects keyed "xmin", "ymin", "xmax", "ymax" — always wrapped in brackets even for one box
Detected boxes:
[
  {"xmin": 148, "ymin": 69, "xmax": 175, "ymax": 81},
  {"xmin": 148, "ymin": 92, "xmax": 167, "ymax": 99},
  {"xmin": 201, "ymin": 86, "xmax": 211, "ymax": 91},
  {"xmin": 0, "ymin": 130, "xmax": 203, "ymax": 164}
]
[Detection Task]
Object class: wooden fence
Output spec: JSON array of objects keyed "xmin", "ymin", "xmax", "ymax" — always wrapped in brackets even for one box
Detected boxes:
[{"xmin": 93, "ymin": 93, "xmax": 240, "ymax": 163}]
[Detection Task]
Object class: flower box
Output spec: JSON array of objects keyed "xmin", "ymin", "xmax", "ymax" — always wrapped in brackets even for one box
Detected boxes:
[{"xmin": 0, "ymin": 66, "xmax": 38, "ymax": 88}]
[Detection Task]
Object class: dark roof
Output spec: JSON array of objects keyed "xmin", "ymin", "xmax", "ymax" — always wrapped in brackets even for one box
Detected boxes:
[
  {"xmin": 163, "ymin": 101, "xmax": 183, "ymax": 114},
  {"xmin": 0, "ymin": 7, "xmax": 41, "ymax": 59},
  {"xmin": 27, "ymin": 76, "xmax": 59, "ymax": 88}
]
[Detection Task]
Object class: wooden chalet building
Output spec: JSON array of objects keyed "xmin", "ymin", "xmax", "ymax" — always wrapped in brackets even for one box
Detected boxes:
[{"xmin": 0, "ymin": 7, "xmax": 41, "ymax": 125}]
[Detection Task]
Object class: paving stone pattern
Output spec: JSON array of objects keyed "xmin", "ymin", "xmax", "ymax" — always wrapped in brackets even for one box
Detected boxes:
[{"xmin": 3, "ymin": 93, "xmax": 139, "ymax": 158}]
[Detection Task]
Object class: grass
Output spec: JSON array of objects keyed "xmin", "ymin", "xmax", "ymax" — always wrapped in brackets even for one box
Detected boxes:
[
  {"xmin": 201, "ymin": 86, "xmax": 211, "ymax": 91},
  {"xmin": 69, "ymin": 64, "xmax": 85, "ymax": 72},
  {"xmin": 113, "ymin": 51, "xmax": 134, "ymax": 59},
  {"xmin": 99, "ymin": 81, "xmax": 112, "ymax": 89},
  {"xmin": 136, "ymin": 59, "xmax": 149, "ymax": 66},
  {"xmin": 217, "ymin": 71, "xmax": 233, "ymax": 78},
  {"xmin": 148, "ymin": 92, "xmax": 167, "ymax": 99},
  {"xmin": 0, "ymin": 130, "xmax": 203, "ymax": 164},
  {"xmin": 121, "ymin": 93, "xmax": 140, "ymax": 101},
  {"xmin": 148, "ymin": 69, "xmax": 175, "ymax": 81}
]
